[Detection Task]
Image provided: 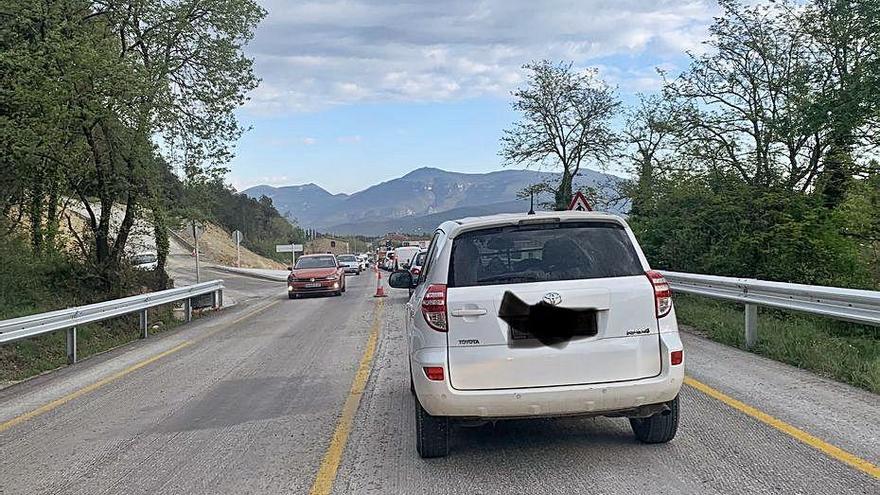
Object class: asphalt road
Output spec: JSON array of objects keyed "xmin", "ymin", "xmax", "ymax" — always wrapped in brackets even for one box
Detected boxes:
[{"xmin": 0, "ymin": 269, "xmax": 877, "ymax": 494}]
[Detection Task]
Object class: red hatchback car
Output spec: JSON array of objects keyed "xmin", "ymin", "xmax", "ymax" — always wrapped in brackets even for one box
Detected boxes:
[{"xmin": 287, "ymin": 254, "xmax": 346, "ymax": 298}]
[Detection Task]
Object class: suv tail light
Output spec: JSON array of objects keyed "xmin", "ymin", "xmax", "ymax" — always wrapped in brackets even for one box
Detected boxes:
[
  {"xmin": 423, "ymin": 366, "xmax": 444, "ymax": 381},
  {"xmin": 646, "ymin": 270, "xmax": 672, "ymax": 318},
  {"xmin": 421, "ymin": 284, "xmax": 448, "ymax": 331}
]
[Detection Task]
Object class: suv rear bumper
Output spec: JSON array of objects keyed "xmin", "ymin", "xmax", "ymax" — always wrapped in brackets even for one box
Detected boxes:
[{"xmin": 412, "ymin": 332, "xmax": 684, "ymax": 418}]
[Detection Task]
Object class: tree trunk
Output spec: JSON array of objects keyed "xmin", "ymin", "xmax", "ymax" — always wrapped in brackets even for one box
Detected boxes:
[
  {"xmin": 630, "ymin": 154, "xmax": 654, "ymax": 217},
  {"xmin": 820, "ymin": 136, "xmax": 854, "ymax": 209},
  {"xmin": 29, "ymin": 174, "xmax": 44, "ymax": 254},
  {"xmin": 152, "ymin": 202, "xmax": 171, "ymax": 290},
  {"xmin": 555, "ymin": 167, "xmax": 573, "ymax": 210},
  {"xmin": 45, "ymin": 172, "xmax": 60, "ymax": 252}
]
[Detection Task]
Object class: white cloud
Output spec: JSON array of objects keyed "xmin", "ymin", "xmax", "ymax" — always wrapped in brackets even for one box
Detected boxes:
[
  {"xmin": 244, "ymin": 0, "xmax": 717, "ymax": 113},
  {"xmin": 336, "ymin": 135, "xmax": 363, "ymax": 144}
]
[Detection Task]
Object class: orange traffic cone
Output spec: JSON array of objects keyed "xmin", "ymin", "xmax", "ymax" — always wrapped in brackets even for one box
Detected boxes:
[{"xmin": 374, "ymin": 268, "xmax": 387, "ymax": 298}]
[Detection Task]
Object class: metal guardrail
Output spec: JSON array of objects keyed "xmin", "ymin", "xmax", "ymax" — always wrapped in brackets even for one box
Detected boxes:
[
  {"xmin": 0, "ymin": 280, "xmax": 224, "ymax": 364},
  {"xmin": 664, "ymin": 271, "xmax": 880, "ymax": 348}
]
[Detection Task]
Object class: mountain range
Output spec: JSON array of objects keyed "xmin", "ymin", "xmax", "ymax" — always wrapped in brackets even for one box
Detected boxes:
[{"xmin": 243, "ymin": 167, "xmax": 624, "ymax": 236}]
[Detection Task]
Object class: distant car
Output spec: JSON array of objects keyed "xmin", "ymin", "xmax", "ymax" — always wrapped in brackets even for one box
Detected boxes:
[
  {"xmin": 407, "ymin": 251, "xmax": 428, "ymax": 296},
  {"xmin": 337, "ymin": 254, "xmax": 361, "ymax": 274},
  {"xmin": 131, "ymin": 251, "xmax": 158, "ymax": 271},
  {"xmin": 394, "ymin": 246, "xmax": 421, "ymax": 270},
  {"xmin": 287, "ymin": 254, "xmax": 346, "ymax": 298},
  {"xmin": 388, "ymin": 211, "xmax": 683, "ymax": 458},
  {"xmin": 383, "ymin": 252, "xmax": 397, "ymax": 271},
  {"xmin": 409, "ymin": 250, "xmax": 428, "ymax": 278}
]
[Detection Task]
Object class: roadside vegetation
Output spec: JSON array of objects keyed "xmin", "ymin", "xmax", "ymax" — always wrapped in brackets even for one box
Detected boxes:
[
  {"xmin": 0, "ymin": 1, "xmax": 269, "ymax": 381},
  {"xmin": 502, "ymin": 0, "xmax": 879, "ymax": 391},
  {"xmin": 675, "ymin": 294, "xmax": 880, "ymax": 394},
  {"xmin": 0, "ymin": 232, "xmax": 190, "ymax": 383},
  {"xmin": 621, "ymin": 1, "xmax": 880, "ymax": 393}
]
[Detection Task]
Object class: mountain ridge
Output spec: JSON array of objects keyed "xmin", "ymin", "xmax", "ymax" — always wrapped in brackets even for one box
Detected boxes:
[{"xmin": 243, "ymin": 167, "xmax": 624, "ymax": 235}]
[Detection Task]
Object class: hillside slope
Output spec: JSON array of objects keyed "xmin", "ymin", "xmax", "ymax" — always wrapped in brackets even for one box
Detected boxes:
[
  {"xmin": 324, "ymin": 199, "xmax": 531, "ymax": 235},
  {"xmin": 172, "ymin": 222, "xmax": 286, "ymax": 270}
]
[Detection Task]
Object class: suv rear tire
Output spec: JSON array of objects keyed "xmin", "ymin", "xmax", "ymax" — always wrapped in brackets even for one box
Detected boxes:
[
  {"xmin": 415, "ymin": 400, "xmax": 448, "ymax": 458},
  {"xmin": 630, "ymin": 395, "xmax": 679, "ymax": 443}
]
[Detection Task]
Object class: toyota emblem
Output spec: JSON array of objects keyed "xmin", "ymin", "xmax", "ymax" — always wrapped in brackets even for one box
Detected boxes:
[{"xmin": 543, "ymin": 292, "xmax": 562, "ymax": 306}]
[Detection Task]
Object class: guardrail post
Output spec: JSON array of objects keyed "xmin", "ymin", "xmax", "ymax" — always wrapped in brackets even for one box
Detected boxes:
[
  {"xmin": 184, "ymin": 298, "xmax": 193, "ymax": 322},
  {"xmin": 744, "ymin": 303, "xmax": 758, "ymax": 349},
  {"xmin": 212, "ymin": 290, "xmax": 220, "ymax": 309},
  {"xmin": 66, "ymin": 327, "xmax": 77, "ymax": 364},
  {"xmin": 217, "ymin": 289, "xmax": 223, "ymax": 308},
  {"xmin": 139, "ymin": 309, "xmax": 148, "ymax": 339}
]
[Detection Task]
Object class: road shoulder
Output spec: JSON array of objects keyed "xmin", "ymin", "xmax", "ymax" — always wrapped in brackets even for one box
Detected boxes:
[{"xmin": 682, "ymin": 330, "xmax": 880, "ymax": 464}]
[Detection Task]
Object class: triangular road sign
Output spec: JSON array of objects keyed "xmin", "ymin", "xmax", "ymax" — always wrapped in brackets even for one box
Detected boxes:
[{"xmin": 568, "ymin": 191, "xmax": 592, "ymax": 211}]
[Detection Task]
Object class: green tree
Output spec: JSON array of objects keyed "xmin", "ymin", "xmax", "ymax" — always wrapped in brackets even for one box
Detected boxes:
[
  {"xmin": 500, "ymin": 60, "xmax": 619, "ymax": 210},
  {"xmin": 620, "ymin": 94, "xmax": 687, "ymax": 217},
  {"xmin": 797, "ymin": 0, "xmax": 880, "ymax": 206},
  {"xmin": 0, "ymin": 0, "xmax": 265, "ymax": 290},
  {"xmin": 664, "ymin": 0, "xmax": 825, "ymax": 190}
]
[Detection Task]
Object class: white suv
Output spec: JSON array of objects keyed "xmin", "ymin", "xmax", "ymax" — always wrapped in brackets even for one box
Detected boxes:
[{"xmin": 388, "ymin": 212, "xmax": 684, "ymax": 458}]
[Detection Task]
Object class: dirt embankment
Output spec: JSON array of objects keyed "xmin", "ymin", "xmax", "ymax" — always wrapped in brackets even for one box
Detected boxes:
[{"xmin": 174, "ymin": 222, "xmax": 286, "ymax": 270}]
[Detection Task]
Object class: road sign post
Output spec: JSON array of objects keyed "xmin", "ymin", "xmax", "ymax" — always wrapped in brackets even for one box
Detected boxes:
[
  {"xmin": 276, "ymin": 243, "xmax": 304, "ymax": 268},
  {"xmin": 232, "ymin": 230, "xmax": 243, "ymax": 268},
  {"xmin": 191, "ymin": 221, "xmax": 204, "ymax": 283}
]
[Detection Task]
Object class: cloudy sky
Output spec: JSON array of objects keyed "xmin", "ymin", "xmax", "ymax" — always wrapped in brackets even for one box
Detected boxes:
[{"xmin": 229, "ymin": 0, "xmax": 718, "ymax": 193}]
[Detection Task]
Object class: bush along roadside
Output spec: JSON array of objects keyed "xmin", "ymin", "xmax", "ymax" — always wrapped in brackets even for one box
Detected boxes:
[{"xmin": 673, "ymin": 293, "xmax": 880, "ymax": 394}]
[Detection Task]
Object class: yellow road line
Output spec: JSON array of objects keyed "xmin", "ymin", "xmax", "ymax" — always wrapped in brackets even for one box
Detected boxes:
[
  {"xmin": 0, "ymin": 341, "xmax": 192, "ymax": 433},
  {"xmin": 685, "ymin": 376, "xmax": 880, "ymax": 480},
  {"xmin": 309, "ymin": 299, "xmax": 384, "ymax": 495},
  {"xmin": 0, "ymin": 298, "xmax": 281, "ymax": 434}
]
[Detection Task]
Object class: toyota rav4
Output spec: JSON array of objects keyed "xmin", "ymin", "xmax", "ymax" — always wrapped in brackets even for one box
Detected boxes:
[{"xmin": 388, "ymin": 212, "xmax": 683, "ymax": 458}]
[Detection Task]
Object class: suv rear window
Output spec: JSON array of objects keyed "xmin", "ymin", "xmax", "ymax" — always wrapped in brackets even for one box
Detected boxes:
[{"xmin": 448, "ymin": 221, "xmax": 643, "ymax": 288}]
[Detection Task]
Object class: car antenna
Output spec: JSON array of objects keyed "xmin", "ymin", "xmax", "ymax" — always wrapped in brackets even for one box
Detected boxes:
[{"xmin": 528, "ymin": 191, "xmax": 535, "ymax": 215}]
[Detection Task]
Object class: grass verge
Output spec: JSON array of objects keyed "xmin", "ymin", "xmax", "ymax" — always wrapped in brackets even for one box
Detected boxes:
[
  {"xmin": 674, "ymin": 293, "xmax": 880, "ymax": 394},
  {"xmin": 0, "ymin": 306, "xmax": 183, "ymax": 384}
]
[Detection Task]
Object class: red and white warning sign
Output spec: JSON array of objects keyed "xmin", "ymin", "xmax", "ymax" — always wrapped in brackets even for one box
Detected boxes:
[{"xmin": 567, "ymin": 191, "xmax": 592, "ymax": 211}]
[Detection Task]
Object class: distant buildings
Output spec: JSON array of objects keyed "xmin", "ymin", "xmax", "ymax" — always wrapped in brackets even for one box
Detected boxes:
[
  {"xmin": 403, "ymin": 239, "xmax": 429, "ymax": 250},
  {"xmin": 305, "ymin": 237, "xmax": 350, "ymax": 255}
]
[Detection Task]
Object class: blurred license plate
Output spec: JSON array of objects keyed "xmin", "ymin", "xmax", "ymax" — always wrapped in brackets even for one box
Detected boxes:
[
  {"xmin": 508, "ymin": 311, "xmax": 598, "ymax": 340},
  {"xmin": 305, "ymin": 282, "xmax": 322, "ymax": 288}
]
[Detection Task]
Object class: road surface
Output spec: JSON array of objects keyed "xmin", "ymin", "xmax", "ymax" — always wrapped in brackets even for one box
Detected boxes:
[{"xmin": 0, "ymin": 270, "xmax": 877, "ymax": 494}]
